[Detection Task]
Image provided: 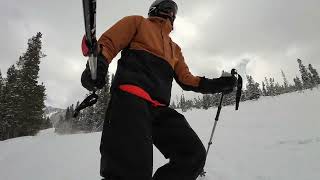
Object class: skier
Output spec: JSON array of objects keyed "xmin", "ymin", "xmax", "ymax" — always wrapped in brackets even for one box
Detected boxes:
[{"xmin": 81, "ymin": 0, "xmax": 237, "ymax": 179}]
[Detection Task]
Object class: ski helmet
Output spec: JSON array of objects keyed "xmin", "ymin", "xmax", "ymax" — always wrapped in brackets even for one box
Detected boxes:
[{"xmin": 148, "ymin": 0, "xmax": 178, "ymax": 25}]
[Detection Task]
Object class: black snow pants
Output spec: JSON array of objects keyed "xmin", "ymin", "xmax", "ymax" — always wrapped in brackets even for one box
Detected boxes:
[{"xmin": 100, "ymin": 90, "xmax": 206, "ymax": 180}]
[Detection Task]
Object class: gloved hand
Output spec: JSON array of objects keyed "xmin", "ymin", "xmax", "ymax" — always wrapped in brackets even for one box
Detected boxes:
[
  {"xmin": 199, "ymin": 74, "xmax": 237, "ymax": 94},
  {"xmin": 81, "ymin": 52, "xmax": 109, "ymax": 91}
]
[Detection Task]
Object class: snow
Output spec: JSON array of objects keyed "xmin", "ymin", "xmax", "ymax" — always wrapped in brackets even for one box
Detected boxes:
[{"xmin": 1, "ymin": 89, "xmax": 320, "ymax": 180}]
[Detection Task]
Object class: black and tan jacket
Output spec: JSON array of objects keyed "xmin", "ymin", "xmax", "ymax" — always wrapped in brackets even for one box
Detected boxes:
[{"xmin": 98, "ymin": 15, "xmax": 201, "ymax": 105}]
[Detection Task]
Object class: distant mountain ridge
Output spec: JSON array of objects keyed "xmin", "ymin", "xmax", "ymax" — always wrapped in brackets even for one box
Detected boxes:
[{"xmin": 44, "ymin": 106, "xmax": 65, "ymax": 127}]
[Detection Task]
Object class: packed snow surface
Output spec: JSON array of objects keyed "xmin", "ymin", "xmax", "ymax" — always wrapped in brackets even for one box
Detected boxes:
[{"xmin": 1, "ymin": 89, "xmax": 320, "ymax": 180}]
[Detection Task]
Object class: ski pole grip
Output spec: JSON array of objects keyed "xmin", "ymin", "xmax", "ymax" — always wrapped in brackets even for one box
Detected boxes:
[
  {"xmin": 231, "ymin": 68, "xmax": 237, "ymax": 76},
  {"xmin": 230, "ymin": 68, "xmax": 242, "ymax": 110}
]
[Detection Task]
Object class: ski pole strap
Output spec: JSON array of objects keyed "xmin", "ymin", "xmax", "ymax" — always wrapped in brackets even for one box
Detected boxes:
[
  {"xmin": 73, "ymin": 92, "xmax": 99, "ymax": 118},
  {"xmin": 235, "ymin": 75, "xmax": 243, "ymax": 110}
]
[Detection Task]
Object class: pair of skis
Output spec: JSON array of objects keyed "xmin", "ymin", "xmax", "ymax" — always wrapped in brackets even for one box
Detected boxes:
[
  {"xmin": 82, "ymin": 0, "xmax": 97, "ymax": 81},
  {"xmin": 74, "ymin": 0, "xmax": 98, "ymax": 117}
]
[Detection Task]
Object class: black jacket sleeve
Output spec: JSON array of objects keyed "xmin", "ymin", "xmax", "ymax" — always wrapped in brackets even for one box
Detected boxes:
[{"xmin": 174, "ymin": 73, "xmax": 237, "ymax": 94}]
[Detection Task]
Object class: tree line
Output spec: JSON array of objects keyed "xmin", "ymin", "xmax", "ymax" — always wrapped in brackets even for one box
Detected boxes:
[{"xmin": 0, "ymin": 33, "xmax": 49, "ymax": 141}]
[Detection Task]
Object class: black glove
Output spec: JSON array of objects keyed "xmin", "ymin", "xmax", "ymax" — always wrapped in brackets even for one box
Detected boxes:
[
  {"xmin": 199, "ymin": 76, "xmax": 237, "ymax": 94},
  {"xmin": 81, "ymin": 52, "xmax": 109, "ymax": 91}
]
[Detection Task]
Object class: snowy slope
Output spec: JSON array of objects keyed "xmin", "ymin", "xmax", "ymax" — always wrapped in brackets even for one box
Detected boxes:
[{"xmin": 1, "ymin": 89, "xmax": 320, "ymax": 180}]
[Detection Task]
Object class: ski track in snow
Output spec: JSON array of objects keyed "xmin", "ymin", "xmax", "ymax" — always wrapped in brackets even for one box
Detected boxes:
[{"xmin": 1, "ymin": 89, "xmax": 320, "ymax": 180}]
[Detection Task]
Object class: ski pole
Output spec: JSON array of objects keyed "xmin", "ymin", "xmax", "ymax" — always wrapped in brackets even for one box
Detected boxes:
[
  {"xmin": 199, "ymin": 92, "xmax": 224, "ymax": 177},
  {"xmin": 199, "ymin": 69, "xmax": 242, "ymax": 177}
]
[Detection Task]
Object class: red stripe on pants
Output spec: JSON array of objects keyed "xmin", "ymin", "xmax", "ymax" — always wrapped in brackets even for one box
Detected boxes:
[{"xmin": 119, "ymin": 84, "xmax": 166, "ymax": 107}]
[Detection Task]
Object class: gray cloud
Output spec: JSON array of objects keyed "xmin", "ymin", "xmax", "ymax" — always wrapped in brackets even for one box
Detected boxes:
[
  {"xmin": 179, "ymin": 0, "xmax": 320, "ymax": 79},
  {"xmin": 1, "ymin": 0, "xmax": 320, "ymax": 108}
]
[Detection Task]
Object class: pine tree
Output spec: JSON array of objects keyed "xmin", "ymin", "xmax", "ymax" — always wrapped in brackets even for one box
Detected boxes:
[
  {"xmin": 264, "ymin": 77, "xmax": 270, "ymax": 96},
  {"xmin": 41, "ymin": 117, "xmax": 52, "ymax": 130},
  {"xmin": 180, "ymin": 93, "xmax": 187, "ymax": 112},
  {"xmin": 82, "ymin": 105, "xmax": 95, "ymax": 132},
  {"xmin": 0, "ymin": 70, "xmax": 3, "ymax": 106},
  {"xmin": 2, "ymin": 65, "xmax": 24, "ymax": 138},
  {"xmin": 245, "ymin": 75, "xmax": 261, "ymax": 100},
  {"xmin": 308, "ymin": 64, "xmax": 320, "ymax": 86},
  {"xmin": 240, "ymin": 90, "xmax": 246, "ymax": 102},
  {"xmin": 281, "ymin": 70, "xmax": 289, "ymax": 93},
  {"xmin": 307, "ymin": 71, "xmax": 314, "ymax": 89},
  {"xmin": 0, "ymin": 70, "xmax": 4, "ymax": 140},
  {"xmin": 0, "ymin": 70, "xmax": 3, "ymax": 92},
  {"xmin": 185, "ymin": 100, "xmax": 193, "ymax": 110},
  {"xmin": 269, "ymin": 78, "xmax": 276, "ymax": 96},
  {"xmin": 93, "ymin": 71, "xmax": 111, "ymax": 132},
  {"xmin": 71, "ymin": 101, "xmax": 81, "ymax": 131},
  {"xmin": 274, "ymin": 82, "xmax": 282, "ymax": 95},
  {"xmin": 193, "ymin": 96, "xmax": 202, "ymax": 109},
  {"xmin": 169, "ymin": 101, "xmax": 177, "ymax": 109},
  {"xmin": 261, "ymin": 81, "xmax": 267, "ymax": 96},
  {"xmin": 13, "ymin": 32, "xmax": 46, "ymax": 136},
  {"xmin": 211, "ymin": 93, "xmax": 221, "ymax": 107},
  {"xmin": 223, "ymin": 92, "xmax": 236, "ymax": 106},
  {"xmin": 202, "ymin": 94, "xmax": 211, "ymax": 110},
  {"xmin": 293, "ymin": 76, "xmax": 303, "ymax": 91},
  {"xmin": 297, "ymin": 59, "xmax": 313, "ymax": 89}
]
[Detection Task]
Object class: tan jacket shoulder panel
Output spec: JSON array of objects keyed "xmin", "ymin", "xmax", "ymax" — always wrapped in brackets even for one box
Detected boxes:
[{"xmin": 98, "ymin": 15, "xmax": 143, "ymax": 63}]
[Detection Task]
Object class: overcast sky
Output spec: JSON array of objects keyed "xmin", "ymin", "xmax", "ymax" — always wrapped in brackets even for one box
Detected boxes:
[{"xmin": 1, "ymin": 0, "xmax": 319, "ymax": 108}]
